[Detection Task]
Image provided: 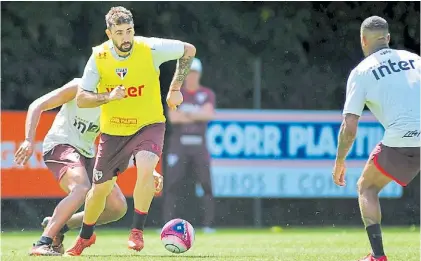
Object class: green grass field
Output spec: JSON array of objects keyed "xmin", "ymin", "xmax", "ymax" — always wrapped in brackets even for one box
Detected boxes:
[{"xmin": 1, "ymin": 227, "xmax": 419, "ymax": 261}]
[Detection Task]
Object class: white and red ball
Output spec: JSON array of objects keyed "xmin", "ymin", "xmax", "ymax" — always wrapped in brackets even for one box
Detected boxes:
[{"xmin": 160, "ymin": 218, "xmax": 195, "ymax": 254}]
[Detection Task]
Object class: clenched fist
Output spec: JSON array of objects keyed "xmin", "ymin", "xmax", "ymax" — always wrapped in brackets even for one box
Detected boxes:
[
  {"xmin": 166, "ymin": 90, "xmax": 183, "ymax": 110},
  {"xmin": 108, "ymin": 85, "xmax": 126, "ymax": 101}
]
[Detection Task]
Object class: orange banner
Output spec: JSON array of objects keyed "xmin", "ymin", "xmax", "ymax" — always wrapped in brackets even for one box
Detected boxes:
[{"xmin": 1, "ymin": 111, "xmax": 162, "ymax": 199}]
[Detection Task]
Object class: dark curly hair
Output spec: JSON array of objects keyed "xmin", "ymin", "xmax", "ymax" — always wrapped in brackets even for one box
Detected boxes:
[{"xmin": 105, "ymin": 6, "xmax": 133, "ymax": 29}]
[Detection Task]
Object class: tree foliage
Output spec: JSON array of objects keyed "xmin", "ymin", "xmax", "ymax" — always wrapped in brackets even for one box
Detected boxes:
[{"xmin": 2, "ymin": 1, "xmax": 419, "ymax": 110}]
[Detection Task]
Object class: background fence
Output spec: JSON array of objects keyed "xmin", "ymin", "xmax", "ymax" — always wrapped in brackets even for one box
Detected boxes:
[{"xmin": 1, "ymin": 1, "xmax": 420, "ymax": 230}]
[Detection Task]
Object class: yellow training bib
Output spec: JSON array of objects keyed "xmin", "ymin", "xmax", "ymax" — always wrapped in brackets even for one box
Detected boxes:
[{"xmin": 93, "ymin": 37, "xmax": 166, "ymax": 136}]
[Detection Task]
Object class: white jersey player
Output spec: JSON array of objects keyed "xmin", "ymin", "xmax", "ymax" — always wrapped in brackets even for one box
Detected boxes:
[
  {"xmin": 343, "ymin": 48, "xmax": 420, "ymax": 148},
  {"xmin": 332, "ymin": 16, "xmax": 420, "ymax": 261},
  {"xmin": 14, "ymin": 78, "xmax": 163, "ymax": 256},
  {"xmin": 42, "ymin": 84, "xmax": 101, "ymax": 158}
]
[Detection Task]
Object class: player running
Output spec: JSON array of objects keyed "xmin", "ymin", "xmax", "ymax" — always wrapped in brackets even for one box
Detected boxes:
[
  {"xmin": 332, "ymin": 16, "xmax": 420, "ymax": 261},
  {"xmin": 64, "ymin": 6, "xmax": 195, "ymax": 256},
  {"xmin": 14, "ymin": 78, "xmax": 163, "ymax": 256}
]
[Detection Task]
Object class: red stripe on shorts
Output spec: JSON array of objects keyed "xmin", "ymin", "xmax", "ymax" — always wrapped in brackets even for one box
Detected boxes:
[{"xmin": 372, "ymin": 153, "xmax": 407, "ymax": 187}]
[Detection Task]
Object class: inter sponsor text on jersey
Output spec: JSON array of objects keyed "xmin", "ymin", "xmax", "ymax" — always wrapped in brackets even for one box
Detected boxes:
[{"xmin": 343, "ymin": 49, "xmax": 420, "ymax": 147}]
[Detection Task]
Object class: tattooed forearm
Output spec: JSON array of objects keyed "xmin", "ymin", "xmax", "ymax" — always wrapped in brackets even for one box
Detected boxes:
[
  {"xmin": 76, "ymin": 89, "xmax": 109, "ymax": 108},
  {"xmin": 169, "ymin": 44, "xmax": 196, "ymax": 91},
  {"xmin": 169, "ymin": 56, "xmax": 194, "ymax": 91},
  {"xmin": 336, "ymin": 114, "xmax": 359, "ymax": 161},
  {"xmin": 176, "ymin": 56, "xmax": 194, "ymax": 82},
  {"xmin": 95, "ymin": 93, "xmax": 110, "ymax": 104}
]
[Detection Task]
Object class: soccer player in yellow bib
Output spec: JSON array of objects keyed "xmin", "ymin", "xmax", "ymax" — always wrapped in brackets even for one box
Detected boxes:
[{"xmin": 65, "ymin": 6, "xmax": 196, "ymax": 256}]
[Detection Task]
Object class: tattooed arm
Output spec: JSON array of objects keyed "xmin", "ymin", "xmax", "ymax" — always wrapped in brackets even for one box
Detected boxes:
[
  {"xmin": 169, "ymin": 43, "xmax": 196, "ymax": 91},
  {"xmin": 148, "ymin": 38, "xmax": 196, "ymax": 90},
  {"xmin": 76, "ymin": 89, "xmax": 111, "ymax": 108},
  {"xmin": 336, "ymin": 113, "xmax": 359, "ymax": 161},
  {"xmin": 147, "ymin": 38, "xmax": 196, "ymax": 109}
]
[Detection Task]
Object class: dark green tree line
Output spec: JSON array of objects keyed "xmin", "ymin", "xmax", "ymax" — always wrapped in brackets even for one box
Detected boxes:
[{"xmin": 2, "ymin": 2, "xmax": 419, "ymax": 110}]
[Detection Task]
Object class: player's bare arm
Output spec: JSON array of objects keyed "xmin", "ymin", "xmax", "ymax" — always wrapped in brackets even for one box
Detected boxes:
[
  {"xmin": 169, "ymin": 43, "xmax": 196, "ymax": 91},
  {"xmin": 76, "ymin": 52, "xmax": 126, "ymax": 108},
  {"xmin": 14, "ymin": 80, "xmax": 79, "ymax": 165},
  {"xmin": 76, "ymin": 86, "xmax": 125, "ymax": 108},
  {"xmin": 332, "ymin": 113, "xmax": 360, "ymax": 186},
  {"xmin": 167, "ymin": 43, "xmax": 196, "ymax": 110},
  {"xmin": 336, "ymin": 113, "xmax": 359, "ymax": 161},
  {"xmin": 186, "ymin": 103, "xmax": 215, "ymax": 121}
]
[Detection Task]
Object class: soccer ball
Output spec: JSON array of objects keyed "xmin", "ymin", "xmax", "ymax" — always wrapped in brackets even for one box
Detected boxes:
[{"xmin": 160, "ymin": 218, "xmax": 195, "ymax": 254}]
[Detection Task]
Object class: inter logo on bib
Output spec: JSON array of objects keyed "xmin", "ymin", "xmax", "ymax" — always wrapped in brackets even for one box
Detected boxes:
[{"xmin": 116, "ymin": 68, "xmax": 128, "ymax": 80}]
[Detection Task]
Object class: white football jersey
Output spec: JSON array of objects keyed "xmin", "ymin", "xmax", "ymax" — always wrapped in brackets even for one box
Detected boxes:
[
  {"xmin": 42, "ymin": 78, "xmax": 100, "ymax": 158},
  {"xmin": 343, "ymin": 48, "xmax": 420, "ymax": 147}
]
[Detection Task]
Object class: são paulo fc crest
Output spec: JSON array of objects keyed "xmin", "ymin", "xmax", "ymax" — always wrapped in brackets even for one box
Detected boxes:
[
  {"xmin": 116, "ymin": 68, "xmax": 128, "ymax": 80},
  {"xmin": 93, "ymin": 169, "xmax": 103, "ymax": 182}
]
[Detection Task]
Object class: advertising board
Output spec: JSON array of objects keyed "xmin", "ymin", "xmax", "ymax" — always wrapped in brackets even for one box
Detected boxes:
[
  {"xmin": 1, "ymin": 111, "xmax": 162, "ymax": 198},
  {"xmin": 1, "ymin": 110, "xmax": 402, "ymax": 199},
  {"xmin": 203, "ymin": 110, "xmax": 402, "ymax": 198}
]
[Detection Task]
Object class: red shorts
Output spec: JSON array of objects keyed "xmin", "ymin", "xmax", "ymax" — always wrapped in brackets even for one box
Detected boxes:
[
  {"xmin": 43, "ymin": 144, "xmax": 95, "ymax": 181},
  {"xmin": 93, "ymin": 123, "xmax": 165, "ymax": 184},
  {"xmin": 371, "ymin": 143, "xmax": 420, "ymax": 186}
]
